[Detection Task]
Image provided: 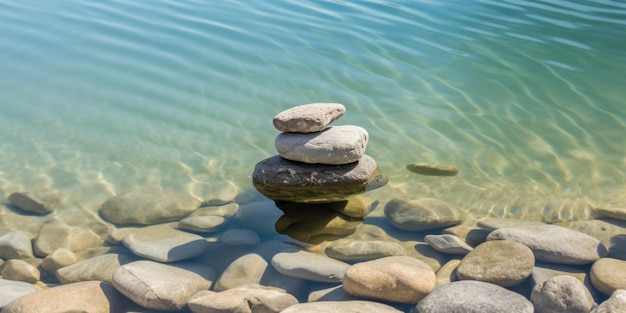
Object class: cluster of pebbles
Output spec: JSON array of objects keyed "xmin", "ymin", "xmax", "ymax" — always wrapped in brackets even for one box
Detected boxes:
[{"xmin": 1, "ymin": 104, "xmax": 626, "ymax": 312}]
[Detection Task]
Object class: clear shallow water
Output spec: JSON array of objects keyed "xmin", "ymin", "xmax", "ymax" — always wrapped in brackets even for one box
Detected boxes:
[{"xmin": 0, "ymin": 0, "xmax": 625, "ymax": 228}]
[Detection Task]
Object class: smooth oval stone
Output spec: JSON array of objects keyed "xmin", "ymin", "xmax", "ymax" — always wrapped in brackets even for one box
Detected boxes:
[
  {"xmin": 100, "ymin": 186, "xmax": 201, "ymax": 225},
  {"xmin": 425, "ymin": 234, "xmax": 473, "ymax": 255},
  {"xmin": 271, "ymin": 250, "xmax": 350, "ymax": 283},
  {"xmin": 112, "ymin": 260, "xmax": 216, "ymax": 311},
  {"xmin": 531, "ymin": 275, "xmax": 594, "ymax": 313},
  {"xmin": 273, "ymin": 103, "xmax": 346, "ymax": 133},
  {"xmin": 0, "ymin": 279, "xmax": 38, "ymax": 308},
  {"xmin": 1, "ymin": 281, "xmax": 133, "ymax": 313},
  {"xmin": 220, "ymin": 228, "xmax": 261, "ymax": 246},
  {"xmin": 253, "ymin": 154, "xmax": 381, "ymax": 202},
  {"xmin": 487, "ymin": 224, "xmax": 608, "ymax": 264},
  {"xmin": 456, "ymin": 240, "xmax": 534, "ymax": 287},
  {"xmin": 591, "ymin": 289, "xmax": 626, "ymax": 313},
  {"xmin": 275, "ymin": 125, "xmax": 368, "ymax": 165},
  {"xmin": 8, "ymin": 188, "xmax": 62, "ymax": 214},
  {"xmin": 0, "ymin": 259, "xmax": 40, "ymax": 283},
  {"xmin": 384, "ymin": 197, "xmax": 463, "ymax": 231},
  {"xmin": 343, "ymin": 256, "xmax": 436, "ymax": 303},
  {"xmin": 214, "ymin": 253, "xmax": 268, "ymax": 291},
  {"xmin": 281, "ymin": 301, "xmax": 403, "ymax": 313},
  {"xmin": 590, "ymin": 258, "xmax": 626, "ymax": 296},
  {"xmin": 416, "ymin": 280, "xmax": 534, "ymax": 313},
  {"xmin": 324, "ymin": 239, "xmax": 406, "ymax": 262},
  {"xmin": 188, "ymin": 285, "xmax": 298, "ymax": 313},
  {"xmin": 122, "ymin": 226, "xmax": 209, "ymax": 262},
  {"xmin": 0, "ymin": 230, "xmax": 34, "ymax": 259},
  {"xmin": 406, "ymin": 163, "xmax": 458, "ymax": 176},
  {"xmin": 178, "ymin": 215, "xmax": 226, "ymax": 233},
  {"xmin": 41, "ymin": 248, "xmax": 78, "ymax": 274},
  {"xmin": 34, "ymin": 218, "xmax": 101, "ymax": 257},
  {"xmin": 56, "ymin": 253, "xmax": 136, "ymax": 284}
]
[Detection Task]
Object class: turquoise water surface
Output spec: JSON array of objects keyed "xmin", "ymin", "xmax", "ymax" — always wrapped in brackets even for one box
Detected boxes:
[{"xmin": 1, "ymin": 0, "xmax": 625, "ymax": 228}]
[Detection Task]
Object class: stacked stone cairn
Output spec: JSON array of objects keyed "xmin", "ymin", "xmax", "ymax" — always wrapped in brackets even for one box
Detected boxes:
[{"xmin": 253, "ymin": 102, "xmax": 382, "ymax": 202}]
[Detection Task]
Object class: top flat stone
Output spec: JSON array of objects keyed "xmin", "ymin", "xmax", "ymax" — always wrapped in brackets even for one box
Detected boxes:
[{"xmin": 273, "ymin": 103, "xmax": 346, "ymax": 133}]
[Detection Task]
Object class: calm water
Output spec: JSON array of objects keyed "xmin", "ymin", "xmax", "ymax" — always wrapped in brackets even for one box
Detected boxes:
[{"xmin": 1, "ymin": 0, "xmax": 625, "ymax": 228}]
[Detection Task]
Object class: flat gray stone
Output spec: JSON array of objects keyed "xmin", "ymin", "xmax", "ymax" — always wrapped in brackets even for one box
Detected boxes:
[
  {"xmin": 253, "ymin": 154, "xmax": 381, "ymax": 202},
  {"xmin": 343, "ymin": 256, "xmax": 436, "ymax": 303},
  {"xmin": 1, "ymin": 281, "xmax": 132, "ymax": 313},
  {"xmin": 0, "ymin": 279, "xmax": 38, "ymax": 307},
  {"xmin": 590, "ymin": 258, "xmax": 626, "ymax": 296},
  {"xmin": 122, "ymin": 225, "xmax": 209, "ymax": 262},
  {"xmin": 592, "ymin": 289, "xmax": 626, "ymax": 313},
  {"xmin": 188, "ymin": 284, "xmax": 298, "ymax": 313},
  {"xmin": 112, "ymin": 260, "xmax": 216, "ymax": 311},
  {"xmin": 56, "ymin": 253, "xmax": 136, "ymax": 284},
  {"xmin": 100, "ymin": 186, "xmax": 201, "ymax": 225},
  {"xmin": 0, "ymin": 259, "xmax": 40, "ymax": 283},
  {"xmin": 273, "ymin": 102, "xmax": 345, "ymax": 133},
  {"xmin": 384, "ymin": 197, "xmax": 463, "ymax": 231},
  {"xmin": 8, "ymin": 189, "xmax": 62, "ymax": 214},
  {"xmin": 487, "ymin": 224, "xmax": 608, "ymax": 264},
  {"xmin": 425, "ymin": 234, "xmax": 473, "ymax": 255},
  {"xmin": 271, "ymin": 250, "xmax": 350, "ymax": 283},
  {"xmin": 456, "ymin": 240, "xmax": 534, "ymax": 287},
  {"xmin": 0, "ymin": 231, "xmax": 34, "ymax": 259},
  {"xmin": 34, "ymin": 218, "xmax": 101, "ymax": 257},
  {"xmin": 324, "ymin": 239, "xmax": 406, "ymax": 262},
  {"xmin": 406, "ymin": 162, "xmax": 458, "ymax": 176},
  {"xmin": 275, "ymin": 125, "xmax": 368, "ymax": 165},
  {"xmin": 220, "ymin": 228, "xmax": 260, "ymax": 246},
  {"xmin": 416, "ymin": 280, "xmax": 534, "ymax": 313},
  {"xmin": 531, "ymin": 275, "xmax": 594, "ymax": 313},
  {"xmin": 178, "ymin": 215, "xmax": 226, "ymax": 233},
  {"xmin": 281, "ymin": 301, "xmax": 403, "ymax": 313}
]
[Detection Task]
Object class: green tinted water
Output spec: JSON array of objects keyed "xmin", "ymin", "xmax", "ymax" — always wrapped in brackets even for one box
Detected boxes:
[{"xmin": 0, "ymin": 0, "xmax": 625, "ymax": 226}]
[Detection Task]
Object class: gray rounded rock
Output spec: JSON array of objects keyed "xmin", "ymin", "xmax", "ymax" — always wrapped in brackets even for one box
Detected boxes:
[
  {"xmin": 456, "ymin": 240, "xmax": 534, "ymax": 287},
  {"xmin": 0, "ymin": 231, "xmax": 34, "ymax": 259},
  {"xmin": 178, "ymin": 215, "xmax": 226, "ymax": 233},
  {"xmin": 122, "ymin": 226, "xmax": 209, "ymax": 262},
  {"xmin": 56, "ymin": 253, "xmax": 136, "ymax": 284},
  {"xmin": 592, "ymin": 289, "xmax": 626, "ymax": 313},
  {"xmin": 325, "ymin": 239, "xmax": 406, "ymax": 262},
  {"xmin": 8, "ymin": 188, "xmax": 62, "ymax": 214},
  {"xmin": 273, "ymin": 102, "xmax": 345, "ymax": 133},
  {"xmin": 0, "ymin": 279, "xmax": 38, "ymax": 307},
  {"xmin": 275, "ymin": 125, "xmax": 368, "ymax": 165},
  {"xmin": 487, "ymin": 224, "xmax": 608, "ymax": 264},
  {"xmin": 0, "ymin": 259, "xmax": 40, "ymax": 283},
  {"xmin": 384, "ymin": 197, "xmax": 463, "ymax": 231},
  {"xmin": 271, "ymin": 250, "xmax": 350, "ymax": 283},
  {"xmin": 415, "ymin": 280, "xmax": 534, "ymax": 313},
  {"xmin": 252, "ymin": 154, "xmax": 381, "ymax": 202},
  {"xmin": 425, "ymin": 234, "xmax": 473, "ymax": 255},
  {"xmin": 531, "ymin": 275, "xmax": 594, "ymax": 313}
]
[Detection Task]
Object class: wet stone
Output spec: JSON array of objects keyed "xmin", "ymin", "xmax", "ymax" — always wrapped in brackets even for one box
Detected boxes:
[
  {"xmin": 477, "ymin": 217, "xmax": 544, "ymax": 231},
  {"xmin": 343, "ymin": 256, "xmax": 436, "ymax": 303},
  {"xmin": 487, "ymin": 224, "xmax": 608, "ymax": 265},
  {"xmin": 405, "ymin": 162, "xmax": 458, "ymax": 176},
  {"xmin": 384, "ymin": 197, "xmax": 463, "ymax": 231},
  {"xmin": 281, "ymin": 300, "xmax": 403, "ymax": 313},
  {"xmin": 34, "ymin": 218, "xmax": 101, "ymax": 257},
  {"xmin": 531, "ymin": 275, "xmax": 595, "ymax": 313},
  {"xmin": 189, "ymin": 202, "xmax": 239, "ymax": 218},
  {"xmin": 555, "ymin": 218, "xmax": 626, "ymax": 250},
  {"xmin": 188, "ymin": 284, "xmax": 298, "ymax": 313},
  {"xmin": 0, "ymin": 279, "xmax": 38, "ymax": 308},
  {"xmin": 112, "ymin": 260, "xmax": 217, "ymax": 311},
  {"xmin": 100, "ymin": 186, "xmax": 201, "ymax": 225},
  {"xmin": 252, "ymin": 154, "xmax": 381, "ymax": 202},
  {"xmin": 1, "ymin": 281, "xmax": 133, "ymax": 313},
  {"xmin": 122, "ymin": 225, "xmax": 209, "ymax": 262},
  {"xmin": 307, "ymin": 284, "xmax": 362, "ymax": 302},
  {"xmin": 56, "ymin": 253, "xmax": 136, "ymax": 284},
  {"xmin": 178, "ymin": 215, "xmax": 226, "ymax": 233},
  {"xmin": 435, "ymin": 259, "xmax": 461, "ymax": 286},
  {"xmin": 425, "ymin": 234, "xmax": 473, "ymax": 255},
  {"xmin": 456, "ymin": 240, "xmax": 534, "ymax": 287},
  {"xmin": 41, "ymin": 248, "xmax": 78, "ymax": 274},
  {"xmin": 416, "ymin": 280, "xmax": 534, "ymax": 313},
  {"xmin": 0, "ymin": 259, "xmax": 40, "ymax": 283},
  {"xmin": 8, "ymin": 188, "xmax": 62, "ymax": 214},
  {"xmin": 442, "ymin": 225, "xmax": 490, "ymax": 247},
  {"xmin": 275, "ymin": 125, "xmax": 368, "ymax": 165},
  {"xmin": 0, "ymin": 230, "xmax": 34, "ymax": 259},
  {"xmin": 530, "ymin": 262, "xmax": 599, "ymax": 301},
  {"xmin": 220, "ymin": 228, "xmax": 261, "ymax": 246},
  {"xmin": 324, "ymin": 239, "xmax": 406, "ymax": 262},
  {"xmin": 594, "ymin": 206, "xmax": 626, "ymax": 221},
  {"xmin": 214, "ymin": 253, "xmax": 268, "ymax": 291},
  {"xmin": 273, "ymin": 102, "xmax": 346, "ymax": 133},
  {"xmin": 592, "ymin": 289, "xmax": 626, "ymax": 313},
  {"xmin": 271, "ymin": 250, "xmax": 351, "ymax": 283},
  {"xmin": 590, "ymin": 258, "xmax": 626, "ymax": 296}
]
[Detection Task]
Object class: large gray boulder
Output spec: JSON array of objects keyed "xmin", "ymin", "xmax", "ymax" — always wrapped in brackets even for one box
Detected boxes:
[
  {"xmin": 275, "ymin": 125, "xmax": 368, "ymax": 165},
  {"xmin": 252, "ymin": 154, "xmax": 382, "ymax": 202},
  {"xmin": 273, "ymin": 103, "xmax": 345, "ymax": 133}
]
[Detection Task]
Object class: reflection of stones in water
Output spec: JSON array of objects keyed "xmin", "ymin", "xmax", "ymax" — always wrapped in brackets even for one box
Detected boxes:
[{"xmin": 274, "ymin": 197, "xmax": 375, "ymax": 244}]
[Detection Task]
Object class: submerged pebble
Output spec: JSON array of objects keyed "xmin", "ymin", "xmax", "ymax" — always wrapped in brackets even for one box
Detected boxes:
[{"xmin": 405, "ymin": 163, "xmax": 459, "ymax": 176}]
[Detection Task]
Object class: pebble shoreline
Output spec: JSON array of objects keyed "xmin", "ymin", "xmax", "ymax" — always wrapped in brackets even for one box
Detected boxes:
[{"xmin": 1, "ymin": 103, "xmax": 625, "ymax": 312}]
